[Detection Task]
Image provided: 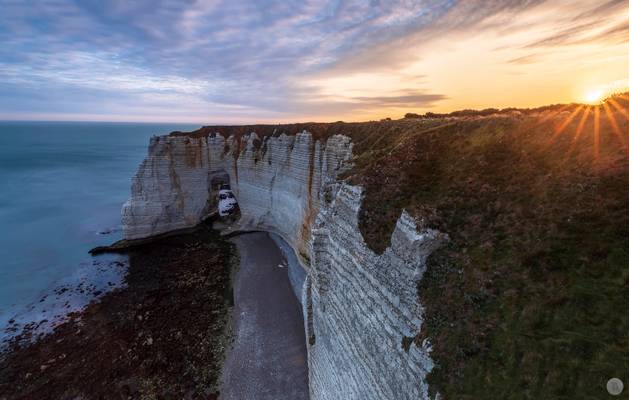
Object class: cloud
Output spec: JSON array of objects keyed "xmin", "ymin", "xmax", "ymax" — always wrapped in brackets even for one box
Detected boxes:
[
  {"xmin": 0, "ymin": 0, "xmax": 460, "ymax": 121},
  {"xmin": 507, "ymin": 54, "xmax": 540, "ymax": 64},
  {"xmin": 519, "ymin": 0, "xmax": 629, "ymax": 49},
  {"xmin": 0, "ymin": 0, "xmax": 628, "ymax": 122},
  {"xmin": 352, "ymin": 91, "xmax": 447, "ymax": 107}
]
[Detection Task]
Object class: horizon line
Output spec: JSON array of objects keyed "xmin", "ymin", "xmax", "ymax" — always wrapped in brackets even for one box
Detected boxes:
[{"xmin": 1, "ymin": 94, "xmax": 624, "ymax": 127}]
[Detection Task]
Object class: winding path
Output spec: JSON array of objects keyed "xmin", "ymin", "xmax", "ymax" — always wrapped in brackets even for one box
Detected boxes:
[{"xmin": 221, "ymin": 232, "xmax": 309, "ymax": 400}]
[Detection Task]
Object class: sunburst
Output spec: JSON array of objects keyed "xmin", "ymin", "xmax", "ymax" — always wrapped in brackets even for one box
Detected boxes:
[
  {"xmin": 608, "ymin": 98, "xmax": 629, "ymax": 121},
  {"xmin": 603, "ymin": 102, "xmax": 627, "ymax": 150},
  {"xmin": 544, "ymin": 93, "xmax": 628, "ymax": 160},
  {"xmin": 569, "ymin": 106, "xmax": 591, "ymax": 153},
  {"xmin": 584, "ymin": 89, "xmax": 604, "ymax": 104},
  {"xmin": 536, "ymin": 104, "xmax": 572, "ymax": 125},
  {"xmin": 546, "ymin": 106, "xmax": 583, "ymax": 145},
  {"xmin": 593, "ymin": 106, "xmax": 600, "ymax": 159}
]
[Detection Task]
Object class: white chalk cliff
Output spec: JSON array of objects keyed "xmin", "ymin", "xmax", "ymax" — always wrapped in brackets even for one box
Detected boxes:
[{"xmin": 122, "ymin": 130, "xmax": 446, "ymax": 400}]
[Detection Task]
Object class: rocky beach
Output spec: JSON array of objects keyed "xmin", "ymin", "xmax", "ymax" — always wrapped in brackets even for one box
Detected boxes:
[{"xmin": 0, "ymin": 222, "xmax": 235, "ymax": 399}]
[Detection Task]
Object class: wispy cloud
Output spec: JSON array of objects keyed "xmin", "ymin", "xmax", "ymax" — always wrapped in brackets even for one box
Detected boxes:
[
  {"xmin": 0, "ymin": 0, "xmax": 458, "ymax": 121},
  {"xmin": 0, "ymin": 0, "xmax": 627, "ymax": 122}
]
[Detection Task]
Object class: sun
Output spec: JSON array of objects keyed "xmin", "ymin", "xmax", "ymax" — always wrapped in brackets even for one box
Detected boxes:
[{"xmin": 584, "ymin": 89, "xmax": 604, "ymax": 104}]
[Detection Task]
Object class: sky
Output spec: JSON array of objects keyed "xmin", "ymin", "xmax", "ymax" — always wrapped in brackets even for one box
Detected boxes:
[{"xmin": 0, "ymin": 0, "xmax": 628, "ymax": 123}]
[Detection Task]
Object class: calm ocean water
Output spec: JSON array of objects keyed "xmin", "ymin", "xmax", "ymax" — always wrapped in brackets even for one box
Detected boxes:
[{"xmin": 0, "ymin": 121, "xmax": 198, "ymax": 344}]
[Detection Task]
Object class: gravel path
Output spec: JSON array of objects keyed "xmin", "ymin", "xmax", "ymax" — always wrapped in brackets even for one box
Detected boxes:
[{"xmin": 221, "ymin": 232, "xmax": 309, "ymax": 400}]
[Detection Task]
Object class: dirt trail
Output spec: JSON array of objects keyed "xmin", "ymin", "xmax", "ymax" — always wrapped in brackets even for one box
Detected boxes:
[{"xmin": 221, "ymin": 232, "xmax": 309, "ymax": 400}]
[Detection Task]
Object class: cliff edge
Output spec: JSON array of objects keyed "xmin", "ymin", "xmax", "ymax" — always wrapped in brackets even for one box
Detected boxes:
[
  {"xmin": 122, "ymin": 94, "xmax": 629, "ymax": 400},
  {"xmin": 122, "ymin": 127, "xmax": 445, "ymax": 400}
]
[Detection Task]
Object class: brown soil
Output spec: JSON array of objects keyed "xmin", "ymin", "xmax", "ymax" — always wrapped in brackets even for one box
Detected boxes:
[{"xmin": 0, "ymin": 223, "xmax": 235, "ymax": 400}]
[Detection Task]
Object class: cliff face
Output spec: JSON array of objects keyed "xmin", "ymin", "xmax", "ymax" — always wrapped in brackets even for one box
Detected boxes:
[
  {"xmin": 122, "ymin": 135, "xmax": 217, "ymax": 239},
  {"xmin": 122, "ymin": 130, "xmax": 445, "ymax": 400},
  {"xmin": 307, "ymin": 184, "xmax": 445, "ymax": 399},
  {"xmin": 122, "ymin": 132, "xmax": 352, "ymax": 257}
]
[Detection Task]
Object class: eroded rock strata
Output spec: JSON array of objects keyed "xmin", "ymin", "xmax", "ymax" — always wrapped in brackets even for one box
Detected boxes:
[{"xmin": 122, "ymin": 129, "xmax": 446, "ymax": 400}]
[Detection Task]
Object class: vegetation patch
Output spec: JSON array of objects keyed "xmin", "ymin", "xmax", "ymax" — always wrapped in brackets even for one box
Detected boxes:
[{"xmin": 349, "ymin": 95, "xmax": 629, "ymax": 399}]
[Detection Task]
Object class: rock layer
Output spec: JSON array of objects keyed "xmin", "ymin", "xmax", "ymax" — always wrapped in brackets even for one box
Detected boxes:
[
  {"xmin": 307, "ymin": 184, "xmax": 445, "ymax": 399},
  {"xmin": 122, "ymin": 130, "xmax": 446, "ymax": 400}
]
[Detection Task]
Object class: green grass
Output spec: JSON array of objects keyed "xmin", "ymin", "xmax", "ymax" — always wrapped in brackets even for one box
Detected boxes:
[{"xmin": 348, "ymin": 96, "xmax": 629, "ymax": 399}]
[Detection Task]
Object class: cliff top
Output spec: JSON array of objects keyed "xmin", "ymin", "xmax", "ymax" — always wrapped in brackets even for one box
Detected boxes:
[
  {"xmin": 169, "ymin": 97, "xmax": 617, "ymax": 143},
  {"xmin": 174, "ymin": 94, "xmax": 629, "ymax": 399},
  {"xmin": 349, "ymin": 95, "xmax": 629, "ymax": 399}
]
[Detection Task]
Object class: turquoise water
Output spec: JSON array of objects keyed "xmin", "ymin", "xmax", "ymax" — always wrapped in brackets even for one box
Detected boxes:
[{"xmin": 0, "ymin": 121, "xmax": 198, "ymax": 343}]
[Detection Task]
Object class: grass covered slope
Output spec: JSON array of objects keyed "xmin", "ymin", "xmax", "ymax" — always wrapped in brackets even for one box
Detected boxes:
[
  {"xmin": 347, "ymin": 95, "xmax": 629, "ymax": 399},
  {"xmin": 176, "ymin": 96, "xmax": 628, "ymax": 399}
]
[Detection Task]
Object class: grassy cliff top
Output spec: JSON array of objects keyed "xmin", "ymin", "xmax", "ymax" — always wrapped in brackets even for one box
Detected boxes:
[
  {"xmin": 349, "ymin": 94, "xmax": 629, "ymax": 400},
  {"xmin": 177, "ymin": 94, "xmax": 629, "ymax": 399}
]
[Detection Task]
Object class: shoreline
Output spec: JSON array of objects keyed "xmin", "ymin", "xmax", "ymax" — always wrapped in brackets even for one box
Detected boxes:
[
  {"xmin": 0, "ymin": 252, "xmax": 129, "ymax": 356},
  {"xmin": 0, "ymin": 223, "xmax": 236, "ymax": 399}
]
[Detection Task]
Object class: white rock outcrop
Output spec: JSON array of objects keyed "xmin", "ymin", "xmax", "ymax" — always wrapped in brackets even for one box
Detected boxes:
[
  {"xmin": 122, "ymin": 130, "xmax": 446, "ymax": 400},
  {"xmin": 307, "ymin": 184, "xmax": 445, "ymax": 399}
]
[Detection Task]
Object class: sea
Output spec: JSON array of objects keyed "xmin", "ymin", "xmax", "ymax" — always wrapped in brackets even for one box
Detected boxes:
[{"xmin": 0, "ymin": 121, "xmax": 199, "ymax": 347}]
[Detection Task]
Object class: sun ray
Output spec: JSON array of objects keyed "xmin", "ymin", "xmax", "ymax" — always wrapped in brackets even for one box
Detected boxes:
[
  {"xmin": 546, "ymin": 106, "xmax": 583, "ymax": 145},
  {"xmin": 617, "ymin": 94, "xmax": 629, "ymax": 108},
  {"xmin": 564, "ymin": 107, "xmax": 591, "ymax": 161},
  {"xmin": 573, "ymin": 107, "xmax": 591, "ymax": 143},
  {"xmin": 536, "ymin": 104, "xmax": 572, "ymax": 125},
  {"xmin": 593, "ymin": 106, "xmax": 600, "ymax": 160},
  {"xmin": 608, "ymin": 99, "xmax": 629, "ymax": 121},
  {"xmin": 603, "ymin": 102, "xmax": 627, "ymax": 151}
]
